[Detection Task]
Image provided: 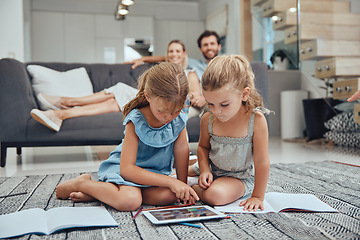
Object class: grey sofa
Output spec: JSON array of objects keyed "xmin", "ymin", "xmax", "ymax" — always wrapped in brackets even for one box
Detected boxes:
[{"xmin": 0, "ymin": 58, "xmax": 268, "ymax": 167}]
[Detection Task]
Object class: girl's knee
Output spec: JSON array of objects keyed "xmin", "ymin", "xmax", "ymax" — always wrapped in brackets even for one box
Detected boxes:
[
  {"xmin": 202, "ymin": 185, "xmax": 227, "ymax": 206},
  {"xmin": 113, "ymin": 188, "xmax": 142, "ymax": 211}
]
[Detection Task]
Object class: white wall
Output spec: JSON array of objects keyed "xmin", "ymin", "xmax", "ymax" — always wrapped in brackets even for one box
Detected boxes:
[
  {"xmin": 0, "ymin": 0, "xmax": 25, "ymax": 61},
  {"xmin": 153, "ymin": 20, "xmax": 204, "ymax": 59},
  {"xmin": 0, "ymin": 0, "xmax": 243, "ymax": 63},
  {"xmin": 31, "ymin": 11, "xmax": 154, "ymax": 63},
  {"xmin": 203, "ymin": 0, "xmax": 242, "ymax": 55},
  {"xmin": 29, "ymin": 0, "xmax": 206, "ymax": 63}
]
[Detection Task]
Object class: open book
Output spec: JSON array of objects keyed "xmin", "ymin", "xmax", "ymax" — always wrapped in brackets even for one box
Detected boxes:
[
  {"xmin": 0, "ymin": 206, "xmax": 118, "ymax": 238},
  {"xmin": 215, "ymin": 192, "xmax": 338, "ymax": 213}
]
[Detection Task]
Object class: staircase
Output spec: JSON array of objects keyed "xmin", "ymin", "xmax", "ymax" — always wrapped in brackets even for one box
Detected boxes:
[{"xmin": 252, "ymin": 0, "xmax": 360, "ymax": 123}]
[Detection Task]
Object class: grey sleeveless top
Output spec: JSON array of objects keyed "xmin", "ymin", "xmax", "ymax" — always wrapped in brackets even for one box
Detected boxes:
[{"xmin": 209, "ymin": 108, "xmax": 263, "ymax": 179}]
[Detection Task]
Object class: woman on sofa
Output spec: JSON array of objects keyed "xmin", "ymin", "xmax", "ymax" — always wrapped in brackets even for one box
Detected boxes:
[{"xmin": 30, "ymin": 40, "xmax": 205, "ymax": 132}]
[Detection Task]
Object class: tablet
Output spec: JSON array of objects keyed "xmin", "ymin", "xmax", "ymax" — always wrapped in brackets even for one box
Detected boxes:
[{"xmin": 142, "ymin": 205, "xmax": 227, "ymax": 225}]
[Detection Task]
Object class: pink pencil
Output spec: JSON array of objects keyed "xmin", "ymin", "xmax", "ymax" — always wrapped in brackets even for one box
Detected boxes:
[{"xmin": 132, "ymin": 206, "xmax": 143, "ymax": 220}]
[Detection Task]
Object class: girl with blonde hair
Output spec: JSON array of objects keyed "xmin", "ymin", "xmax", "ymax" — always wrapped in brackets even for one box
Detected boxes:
[
  {"xmin": 56, "ymin": 62, "xmax": 199, "ymax": 211},
  {"xmin": 191, "ymin": 55, "xmax": 270, "ymax": 211}
]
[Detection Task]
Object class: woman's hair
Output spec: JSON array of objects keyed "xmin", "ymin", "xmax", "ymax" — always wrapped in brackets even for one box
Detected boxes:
[
  {"xmin": 122, "ymin": 62, "xmax": 189, "ymax": 118},
  {"xmin": 165, "ymin": 40, "xmax": 188, "ymax": 70},
  {"xmin": 202, "ymin": 54, "xmax": 263, "ymax": 113}
]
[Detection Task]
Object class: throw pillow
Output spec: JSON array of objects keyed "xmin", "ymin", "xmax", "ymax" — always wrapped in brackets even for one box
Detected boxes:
[
  {"xmin": 324, "ymin": 131, "xmax": 360, "ymax": 148},
  {"xmin": 27, "ymin": 65, "xmax": 94, "ymax": 110},
  {"xmin": 324, "ymin": 112, "xmax": 360, "ymax": 132}
]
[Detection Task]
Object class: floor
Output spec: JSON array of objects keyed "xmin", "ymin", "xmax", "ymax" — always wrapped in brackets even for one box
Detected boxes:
[{"xmin": 1, "ymin": 136, "xmax": 359, "ymax": 177}]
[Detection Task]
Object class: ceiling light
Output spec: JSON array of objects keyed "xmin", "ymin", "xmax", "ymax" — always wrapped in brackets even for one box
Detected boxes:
[
  {"xmin": 289, "ymin": 8, "xmax": 297, "ymax": 13},
  {"xmin": 117, "ymin": 4, "xmax": 129, "ymax": 15},
  {"xmin": 115, "ymin": 13, "xmax": 126, "ymax": 20},
  {"xmin": 121, "ymin": 0, "xmax": 134, "ymax": 6}
]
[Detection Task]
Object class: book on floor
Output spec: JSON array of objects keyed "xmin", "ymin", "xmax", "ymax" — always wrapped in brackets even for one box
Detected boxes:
[
  {"xmin": 0, "ymin": 206, "xmax": 118, "ymax": 238},
  {"xmin": 215, "ymin": 192, "xmax": 338, "ymax": 213}
]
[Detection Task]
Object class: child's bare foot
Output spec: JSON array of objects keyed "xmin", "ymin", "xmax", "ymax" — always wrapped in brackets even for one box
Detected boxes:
[
  {"xmin": 56, "ymin": 174, "xmax": 91, "ymax": 199},
  {"xmin": 70, "ymin": 192, "xmax": 95, "ymax": 202}
]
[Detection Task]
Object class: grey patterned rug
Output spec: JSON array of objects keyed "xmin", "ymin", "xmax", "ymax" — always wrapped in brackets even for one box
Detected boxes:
[{"xmin": 1, "ymin": 161, "xmax": 359, "ymax": 239}]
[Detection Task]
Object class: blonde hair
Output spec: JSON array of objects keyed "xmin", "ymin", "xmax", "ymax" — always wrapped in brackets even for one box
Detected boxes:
[
  {"xmin": 202, "ymin": 54, "xmax": 263, "ymax": 113},
  {"xmin": 165, "ymin": 40, "xmax": 188, "ymax": 70},
  {"xmin": 122, "ymin": 62, "xmax": 189, "ymax": 118}
]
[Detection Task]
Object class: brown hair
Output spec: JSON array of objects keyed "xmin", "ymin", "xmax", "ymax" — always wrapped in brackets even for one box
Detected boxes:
[
  {"xmin": 165, "ymin": 40, "xmax": 188, "ymax": 70},
  {"xmin": 122, "ymin": 62, "xmax": 189, "ymax": 118},
  {"xmin": 201, "ymin": 55, "xmax": 263, "ymax": 113},
  {"xmin": 197, "ymin": 30, "xmax": 220, "ymax": 48}
]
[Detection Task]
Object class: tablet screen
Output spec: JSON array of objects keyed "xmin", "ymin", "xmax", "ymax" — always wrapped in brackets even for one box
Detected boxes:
[{"xmin": 143, "ymin": 206, "xmax": 226, "ymax": 225}]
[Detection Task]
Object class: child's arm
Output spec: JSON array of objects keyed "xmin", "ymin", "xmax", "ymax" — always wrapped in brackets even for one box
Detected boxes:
[
  {"xmin": 173, "ymin": 128, "xmax": 199, "ymax": 203},
  {"xmin": 173, "ymin": 128, "xmax": 190, "ymax": 183},
  {"xmin": 188, "ymin": 72, "xmax": 206, "ymax": 108},
  {"xmin": 120, "ymin": 122, "xmax": 198, "ymax": 203},
  {"xmin": 240, "ymin": 112, "xmax": 270, "ymax": 211},
  {"xmin": 196, "ymin": 112, "xmax": 213, "ymax": 189},
  {"xmin": 347, "ymin": 89, "xmax": 360, "ymax": 102}
]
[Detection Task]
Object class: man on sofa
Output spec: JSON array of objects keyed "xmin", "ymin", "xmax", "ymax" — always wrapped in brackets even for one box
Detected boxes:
[{"xmin": 126, "ymin": 30, "xmax": 222, "ymax": 81}]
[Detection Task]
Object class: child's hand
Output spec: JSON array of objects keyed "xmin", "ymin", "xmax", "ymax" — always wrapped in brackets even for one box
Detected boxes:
[
  {"xmin": 170, "ymin": 180, "xmax": 199, "ymax": 204},
  {"xmin": 198, "ymin": 171, "xmax": 213, "ymax": 189},
  {"xmin": 189, "ymin": 92, "xmax": 206, "ymax": 108},
  {"xmin": 239, "ymin": 197, "xmax": 264, "ymax": 212}
]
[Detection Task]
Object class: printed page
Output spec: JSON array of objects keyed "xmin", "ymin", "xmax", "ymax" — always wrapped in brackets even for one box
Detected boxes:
[
  {"xmin": 0, "ymin": 208, "xmax": 48, "ymax": 238},
  {"xmin": 47, "ymin": 206, "xmax": 118, "ymax": 234},
  {"xmin": 265, "ymin": 192, "xmax": 338, "ymax": 212},
  {"xmin": 215, "ymin": 195, "xmax": 276, "ymax": 213}
]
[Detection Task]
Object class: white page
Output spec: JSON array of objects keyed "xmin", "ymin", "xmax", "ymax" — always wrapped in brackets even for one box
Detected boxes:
[
  {"xmin": 46, "ymin": 206, "xmax": 118, "ymax": 233},
  {"xmin": 265, "ymin": 192, "xmax": 338, "ymax": 212},
  {"xmin": 0, "ymin": 208, "xmax": 49, "ymax": 238},
  {"xmin": 215, "ymin": 195, "xmax": 276, "ymax": 213}
]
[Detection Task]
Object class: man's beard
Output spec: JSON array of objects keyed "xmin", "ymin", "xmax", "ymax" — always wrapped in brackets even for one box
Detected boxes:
[{"xmin": 203, "ymin": 51, "xmax": 219, "ymax": 61}]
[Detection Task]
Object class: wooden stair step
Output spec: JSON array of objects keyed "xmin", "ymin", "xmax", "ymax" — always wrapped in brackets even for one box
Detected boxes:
[
  {"xmin": 262, "ymin": 0, "xmax": 349, "ymax": 18},
  {"xmin": 298, "ymin": 1, "xmax": 350, "ymax": 13},
  {"xmin": 333, "ymin": 78, "xmax": 360, "ymax": 99},
  {"xmin": 261, "ymin": 0, "xmax": 296, "ymax": 18},
  {"xmin": 284, "ymin": 24, "xmax": 360, "ymax": 44},
  {"xmin": 274, "ymin": 11, "xmax": 360, "ymax": 30},
  {"xmin": 299, "ymin": 39, "xmax": 360, "ymax": 61},
  {"xmin": 315, "ymin": 57, "xmax": 360, "ymax": 78}
]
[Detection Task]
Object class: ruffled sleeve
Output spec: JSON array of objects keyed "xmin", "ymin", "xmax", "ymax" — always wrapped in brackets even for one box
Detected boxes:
[
  {"xmin": 253, "ymin": 107, "xmax": 274, "ymax": 115},
  {"xmin": 123, "ymin": 109, "xmax": 188, "ymax": 148}
]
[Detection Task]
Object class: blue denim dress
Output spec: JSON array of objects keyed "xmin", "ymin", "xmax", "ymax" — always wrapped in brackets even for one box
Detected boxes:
[{"xmin": 98, "ymin": 108, "xmax": 188, "ymax": 187}]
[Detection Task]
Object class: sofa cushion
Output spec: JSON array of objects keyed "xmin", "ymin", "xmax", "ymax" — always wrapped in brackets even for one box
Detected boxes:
[
  {"xmin": 27, "ymin": 65, "xmax": 94, "ymax": 110},
  {"xmin": 26, "ymin": 112, "xmax": 124, "ymax": 143}
]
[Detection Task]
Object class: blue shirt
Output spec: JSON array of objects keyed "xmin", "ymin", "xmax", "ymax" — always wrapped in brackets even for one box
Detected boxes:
[
  {"xmin": 97, "ymin": 108, "xmax": 188, "ymax": 187},
  {"xmin": 188, "ymin": 58, "xmax": 208, "ymax": 81}
]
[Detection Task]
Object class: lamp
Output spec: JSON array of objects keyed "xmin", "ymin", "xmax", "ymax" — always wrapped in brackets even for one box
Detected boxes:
[{"xmin": 114, "ymin": 0, "xmax": 134, "ymax": 20}]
